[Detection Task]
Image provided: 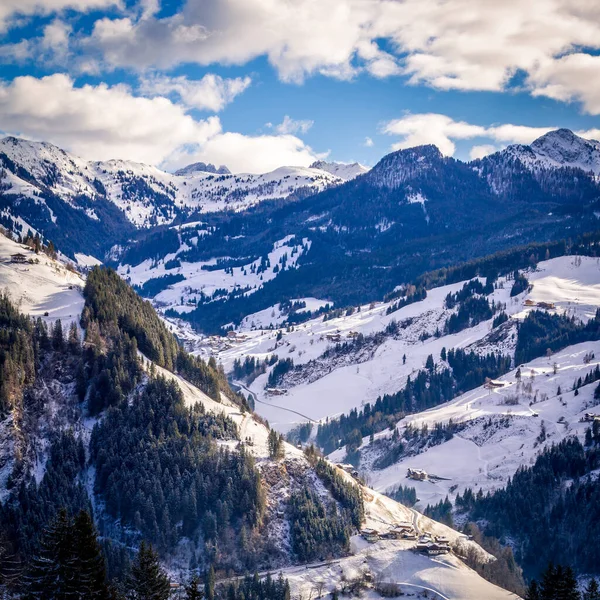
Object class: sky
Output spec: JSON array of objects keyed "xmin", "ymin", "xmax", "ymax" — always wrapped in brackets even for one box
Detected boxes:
[{"xmin": 1, "ymin": 0, "xmax": 600, "ymax": 173}]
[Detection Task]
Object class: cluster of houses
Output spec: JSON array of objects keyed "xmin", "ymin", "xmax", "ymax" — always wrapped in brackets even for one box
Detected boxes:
[
  {"xmin": 524, "ymin": 299, "xmax": 556, "ymax": 310},
  {"xmin": 325, "ymin": 330, "xmax": 360, "ymax": 343},
  {"xmin": 360, "ymin": 522, "xmax": 417, "ymax": 543},
  {"xmin": 415, "ymin": 533, "xmax": 451, "ymax": 556},
  {"xmin": 581, "ymin": 413, "xmax": 600, "ymax": 423}
]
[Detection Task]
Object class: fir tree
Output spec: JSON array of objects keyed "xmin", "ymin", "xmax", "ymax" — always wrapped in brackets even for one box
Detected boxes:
[
  {"xmin": 183, "ymin": 574, "xmax": 204, "ymax": 600},
  {"xmin": 72, "ymin": 510, "xmax": 109, "ymax": 599},
  {"xmin": 525, "ymin": 580, "xmax": 541, "ymax": 600},
  {"xmin": 129, "ymin": 542, "xmax": 170, "ymax": 600},
  {"xmin": 205, "ymin": 565, "xmax": 215, "ymax": 600},
  {"xmin": 24, "ymin": 509, "xmax": 77, "ymax": 599},
  {"xmin": 52, "ymin": 319, "xmax": 65, "ymax": 351}
]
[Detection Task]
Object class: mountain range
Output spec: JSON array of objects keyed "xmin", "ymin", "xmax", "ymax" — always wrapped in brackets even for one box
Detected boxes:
[{"xmin": 1, "ymin": 128, "xmax": 600, "ymax": 333}]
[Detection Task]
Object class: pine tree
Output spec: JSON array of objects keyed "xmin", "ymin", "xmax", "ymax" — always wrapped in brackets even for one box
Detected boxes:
[
  {"xmin": 184, "ymin": 574, "xmax": 204, "ymax": 600},
  {"xmin": 558, "ymin": 567, "xmax": 581, "ymax": 600},
  {"xmin": 129, "ymin": 541, "xmax": 170, "ymax": 600},
  {"xmin": 72, "ymin": 510, "xmax": 109, "ymax": 599},
  {"xmin": 52, "ymin": 319, "xmax": 65, "ymax": 351},
  {"xmin": 25, "ymin": 509, "xmax": 78, "ymax": 599},
  {"xmin": 205, "ymin": 565, "xmax": 215, "ymax": 600},
  {"xmin": 540, "ymin": 564, "xmax": 559, "ymax": 600},
  {"xmin": 68, "ymin": 322, "xmax": 81, "ymax": 354}
]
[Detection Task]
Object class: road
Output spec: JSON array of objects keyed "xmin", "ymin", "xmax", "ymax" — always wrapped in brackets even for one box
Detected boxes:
[{"xmin": 232, "ymin": 380, "xmax": 318, "ymax": 423}]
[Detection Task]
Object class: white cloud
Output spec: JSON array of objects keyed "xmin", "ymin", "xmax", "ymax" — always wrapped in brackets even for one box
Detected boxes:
[
  {"xmin": 381, "ymin": 113, "xmax": 558, "ymax": 157},
  {"xmin": 469, "ymin": 144, "xmax": 496, "ymax": 160},
  {"xmin": 0, "ymin": 73, "xmax": 322, "ymax": 173},
  {"xmin": 528, "ymin": 53, "xmax": 600, "ymax": 115},
  {"xmin": 162, "ymin": 132, "xmax": 321, "ymax": 174},
  {"xmin": 139, "ymin": 73, "xmax": 251, "ymax": 112},
  {"xmin": 382, "ymin": 113, "xmax": 486, "ymax": 156},
  {"xmin": 0, "ymin": 0, "xmax": 117, "ymax": 33},
  {"xmin": 86, "ymin": 0, "xmax": 414, "ymax": 82},
  {"xmin": 0, "ymin": 74, "xmax": 221, "ymax": 164},
  {"xmin": 364, "ymin": 136, "xmax": 374, "ymax": 147},
  {"xmin": 273, "ymin": 115, "xmax": 314, "ymax": 135},
  {"xmin": 80, "ymin": 0, "xmax": 600, "ymax": 112}
]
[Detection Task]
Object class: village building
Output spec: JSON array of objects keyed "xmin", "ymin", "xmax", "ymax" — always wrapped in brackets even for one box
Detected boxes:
[
  {"xmin": 10, "ymin": 253, "xmax": 28, "ymax": 264},
  {"xmin": 407, "ymin": 467, "xmax": 428, "ymax": 481},
  {"xmin": 360, "ymin": 528, "xmax": 379, "ymax": 543}
]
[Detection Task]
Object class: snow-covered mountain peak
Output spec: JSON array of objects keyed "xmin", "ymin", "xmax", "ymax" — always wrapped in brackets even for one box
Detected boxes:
[
  {"xmin": 174, "ymin": 161, "xmax": 231, "ymax": 176},
  {"xmin": 506, "ymin": 128, "xmax": 600, "ymax": 174},
  {"xmin": 309, "ymin": 160, "xmax": 369, "ymax": 180}
]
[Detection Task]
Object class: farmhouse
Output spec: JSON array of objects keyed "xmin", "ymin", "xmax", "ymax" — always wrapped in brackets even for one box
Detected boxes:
[
  {"xmin": 10, "ymin": 253, "xmax": 28, "ymax": 264},
  {"xmin": 361, "ymin": 528, "xmax": 379, "ymax": 543},
  {"xmin": 407, "ymin": 467, "xmax": 428, "ymax": 481}
]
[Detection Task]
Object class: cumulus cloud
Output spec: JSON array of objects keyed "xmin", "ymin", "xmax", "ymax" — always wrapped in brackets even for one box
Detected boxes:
[
  {"xmin": 78, "ymin": 0, "xmax": 600, "ymax": 113},
  {"xmin": 469, "ymin": 144, "xmax": 497, "ymax": 160},
  {"xmin": 382, "ymin": 113, "xmax": 486, "ymax": 156},
  {"xmin": 162, "ymin": 132, "xmax": 321, "ymax": 174},
  {"xmin": 0, "ymin": 74, "xmax": 221, "ymax": 164},
  {"xmin": 273, "ymin": 115, "xmax": 314, "ymax": 135},
  {"xmin": 381, "ymin": 113, "xmax": 558, "ymax": 157},
  {"xmin": 139, "ymin": 73, "xmax": 251, "ymax": 112},
  {"xmin": 364, "ymin": 137, "xmax": 374, "ymax": 147},
  {"xmin": 528, "ymin": 53, "xmax": 600, "ymax": 115},
  {"xmin": 0, "ymin": 0, "xmax": 117, "ymax": 33},
  {"xmin": 85, "ymin": 0, "xmax": 414, "ymax": 82},
  {"xmin": 0, "ymin": 74, "xmax": 322, "ymax": 172}
]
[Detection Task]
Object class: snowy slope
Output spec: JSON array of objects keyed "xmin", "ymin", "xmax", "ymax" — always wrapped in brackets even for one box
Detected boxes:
[
  {"xmin": 0, "ymin": 227, "xmax": 522, "ymax": 596},
  {"xmin": 362, "ymin": 339, "xmax": 600, "ymax": 510},
  {"xmin": 0, "ymin": 231, "xmax": 84, "ymax": 328},
  {"xmin": 152, "ymin": 356, "xmax": 517, "ymax": 600},
  {"xmin": 193, "ymin": 256, "xmax": 599, "ymax": 434},
  {"xmin": 119, "ymin": 235, "xmax": 312, "ymax": 312}
]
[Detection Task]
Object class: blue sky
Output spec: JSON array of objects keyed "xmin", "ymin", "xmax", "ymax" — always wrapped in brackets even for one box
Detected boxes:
[{"xmin": 1, "ymin": 0, "xmax": 600, "ymax": 172}]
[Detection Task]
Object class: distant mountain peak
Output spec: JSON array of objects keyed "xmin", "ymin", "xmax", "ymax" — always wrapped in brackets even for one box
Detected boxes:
[
  {"xmin": 504, "ymin": 128, "xmax": 600, "ymax": 174},
  {"xmin": 309, "ymin": 160, "xmax": 368, "ymax": 181},
  {"xmin": 174, "ymin": 162, "xmax": 231, "ymax": 176},
  {"xmin": 366, "ymin": 144, "xmax": 445, "ymax": 189}
]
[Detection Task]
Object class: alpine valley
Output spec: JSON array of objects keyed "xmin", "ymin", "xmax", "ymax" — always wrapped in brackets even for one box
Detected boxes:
[{"xmin": 1, "ymin": 127, "xmax": 600, "ymax": 599}]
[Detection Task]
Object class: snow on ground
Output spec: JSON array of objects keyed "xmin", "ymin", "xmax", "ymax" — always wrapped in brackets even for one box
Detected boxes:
[
  {"xmin": 0, "ymin": 136, "xmax": 348, "ymax": 229},
  {"xmin": 283, "ymin": 544, "xmax": 518, "ymax": 600},
  {"xmin": 0, "ymin": 232, "xmax": 85, "ymax": 328},
  {"xmin": 120, "ymin": 236, "xmax": 311, "ymax": 313},
  {"xmin": 363, "ymin": 340, "xmax": 600, "ymax": 509},
  {"xmin": 74, "ymin": 253, "xmax": 103, "ymax": 268},
  {"xmin": 238, "ymin": 298, "xmax": 330, "ymax": 331},
  {"xmin": 525, "ymin": 255, "xmax": 600, "ymax": 322},
  {"xmin": 202, "ymin": 255, "xmax": 600, "ymax": 434}
]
